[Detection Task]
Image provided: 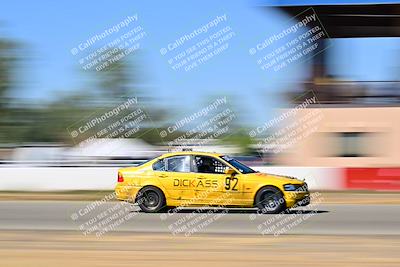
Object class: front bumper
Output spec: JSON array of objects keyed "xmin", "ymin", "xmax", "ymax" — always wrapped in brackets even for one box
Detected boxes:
[
  {"xmin": 296, "ymin": 194, "xmax": 310, "ymax": 206},
  {"xmin": 284, "ymin": 191, "xmax": 310, "ymax": 208}
]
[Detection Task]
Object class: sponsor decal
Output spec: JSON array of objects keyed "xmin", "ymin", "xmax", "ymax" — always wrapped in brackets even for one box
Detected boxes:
[{"xmin": 173, "ymin": 178, "xmax": 218, "ymax": 188}]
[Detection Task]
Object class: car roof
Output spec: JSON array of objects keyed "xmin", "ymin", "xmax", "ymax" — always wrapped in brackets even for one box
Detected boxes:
[{"xmin": 159, "ymin": 151, "xmax": 224, "ymax": 158}]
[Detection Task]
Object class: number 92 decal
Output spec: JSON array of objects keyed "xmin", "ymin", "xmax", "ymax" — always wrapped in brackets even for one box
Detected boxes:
[{"xmin": 225, "ymin": 177, "xmax": 238, "ymax": 191}]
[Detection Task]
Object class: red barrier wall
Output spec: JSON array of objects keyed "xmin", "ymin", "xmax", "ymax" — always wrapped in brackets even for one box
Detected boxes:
[{"xmin": 345, "ymin": 168, "xmax": 400, "ymax": 191}]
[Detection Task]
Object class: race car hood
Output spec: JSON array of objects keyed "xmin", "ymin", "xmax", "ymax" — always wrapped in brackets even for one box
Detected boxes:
[{"xmin": 247, "ymin": 172, "xmax": 304, "ymax": 185}]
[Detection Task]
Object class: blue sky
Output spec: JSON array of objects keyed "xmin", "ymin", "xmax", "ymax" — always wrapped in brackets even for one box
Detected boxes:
[
  {"xmin": 259, "ymin": 0, "xmax": 398, "ymax": 5},
  {"xmin": 1, "ymin": 0, "xmax": 399, "ymax": 126}
]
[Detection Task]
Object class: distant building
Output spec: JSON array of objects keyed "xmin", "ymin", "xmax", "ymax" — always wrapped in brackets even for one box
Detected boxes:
[{"xmin": 274, "ymin": 107, "xmax": 400, "ymax": 167}]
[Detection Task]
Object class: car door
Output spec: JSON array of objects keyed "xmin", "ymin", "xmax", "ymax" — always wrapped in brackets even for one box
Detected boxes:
[
  {"xmin": 154, "ymin": 155, "xmax": 196, "ymax": 202},
  {"xmin": 192, "ymin": 155, "xmax": 243, "ymax": 206}
]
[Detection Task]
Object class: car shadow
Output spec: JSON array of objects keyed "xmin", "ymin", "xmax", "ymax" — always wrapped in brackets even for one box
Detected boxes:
[{"xmin": 134, "ymin": 208, "xmax": 329, "ymax": 214}]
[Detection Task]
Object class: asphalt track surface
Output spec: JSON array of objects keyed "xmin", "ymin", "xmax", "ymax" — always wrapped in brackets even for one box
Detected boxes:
[{"xmin": 0, "ymin": 201, "xmax": 399, "ymax": 235}]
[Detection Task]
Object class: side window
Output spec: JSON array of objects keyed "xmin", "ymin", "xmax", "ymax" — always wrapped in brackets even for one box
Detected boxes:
[
  {"xmin": 194, "ymin": 156, "xmax": 228, "ymax": 174},
  {"xmin": 166, "ymin": 156, "xmax": 191, "ymax": 173},
  {"xmin": 152, "ymin": 159, "xmax": 166, "ymax": 171}
]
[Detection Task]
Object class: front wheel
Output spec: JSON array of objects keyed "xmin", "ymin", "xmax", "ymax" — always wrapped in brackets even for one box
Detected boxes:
[
  {"xmin": 137, "ymin": 186, "xmax": 166, "ymax": 213},
  {"xmin": 254, "ymin": 186, "xmax": 286, "ymax": 214}
]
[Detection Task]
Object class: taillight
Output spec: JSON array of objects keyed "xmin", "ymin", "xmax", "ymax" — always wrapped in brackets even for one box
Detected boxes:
[{"xmin": 117, "ymin": 172, "xmax": 124, "ymax": 183}]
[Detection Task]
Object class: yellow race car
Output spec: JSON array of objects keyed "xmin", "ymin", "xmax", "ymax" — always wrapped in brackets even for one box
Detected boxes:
[{"xmin": 115, "ymin": 151, "xmax": 309, "ymax": 214}]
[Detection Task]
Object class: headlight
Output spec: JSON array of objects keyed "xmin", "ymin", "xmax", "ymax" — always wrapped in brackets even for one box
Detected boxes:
[
  {"xmin": 303, "ymin": 182, "xmax": 308, "ymax": 191},
  {"xmin": 283, "ymin": 184, "xmax": 297, "ymax": 191}
]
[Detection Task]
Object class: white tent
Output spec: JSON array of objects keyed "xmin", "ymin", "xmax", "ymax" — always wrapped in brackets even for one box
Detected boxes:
[{"xmin": 68, "ymin": 138, "xmax": 163, "ymax": 159}]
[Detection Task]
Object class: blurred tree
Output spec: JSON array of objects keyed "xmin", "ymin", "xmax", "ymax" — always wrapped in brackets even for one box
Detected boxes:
[
  {"xmin": 93, "ymin": 48, "xmax": 133, "ymax": 99},
  {"xmin": 197, "ymin": 94, "xmax": 255, "ymax": 154},
  {"xmin": 86, "ymin": 48, "xmax": 169, "ymax": 144},
  {"xmin": 0, "ymin": 38, "xmax": 21, "ymax": 143},
  {"xmin": 220, "ymin": 130, "xmax": 254, "ymax": 155},
  {"xmin": 0, "ymin": 41, "xmax": 170, "ymax": 145},
  {"xmin": 0, "ymin": 39, "xmax": 19, "ymax": 110}
]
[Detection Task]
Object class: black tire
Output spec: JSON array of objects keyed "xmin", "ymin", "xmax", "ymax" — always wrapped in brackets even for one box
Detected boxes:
[
  {"xmin": 254, "ymin": 186, "xmax": 286, "ymax": 214},
  {"xmin": 137, "ymin": 186, "xmax": 166, "ymax": 213}
]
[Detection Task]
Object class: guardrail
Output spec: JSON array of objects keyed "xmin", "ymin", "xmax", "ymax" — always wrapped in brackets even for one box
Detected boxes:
[{"xmin": 0, "ymin": 159, "xmax": 147, "ymax": 167}]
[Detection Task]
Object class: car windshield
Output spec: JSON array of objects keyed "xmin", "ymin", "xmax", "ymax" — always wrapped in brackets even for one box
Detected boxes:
[{"xmin": 220, "ymin": 156, "xmax": 257, "ymax": 174}]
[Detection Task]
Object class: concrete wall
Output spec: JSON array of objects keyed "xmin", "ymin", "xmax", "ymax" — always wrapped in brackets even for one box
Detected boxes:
[
  {"xmin": 0, "ymin": 167, "xmax": 119, "ymax": 191},
  {"xmin": 0, "ymin": 166, "xmax": 343, "ymax": 191}
]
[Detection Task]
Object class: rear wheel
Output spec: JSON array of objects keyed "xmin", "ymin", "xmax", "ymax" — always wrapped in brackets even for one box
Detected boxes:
[
  {"xmin": 137, "ymin": 186, "xmax": 166, "ymax": 213},
  {"xmin": 255, "ymin": 186, "xmax": 286, "ymax": 214}
]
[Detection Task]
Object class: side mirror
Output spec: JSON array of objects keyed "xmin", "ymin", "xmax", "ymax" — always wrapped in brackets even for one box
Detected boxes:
[{"xmin": 224, "ymin": 168, "xmax": 236, "ymax": 175}]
